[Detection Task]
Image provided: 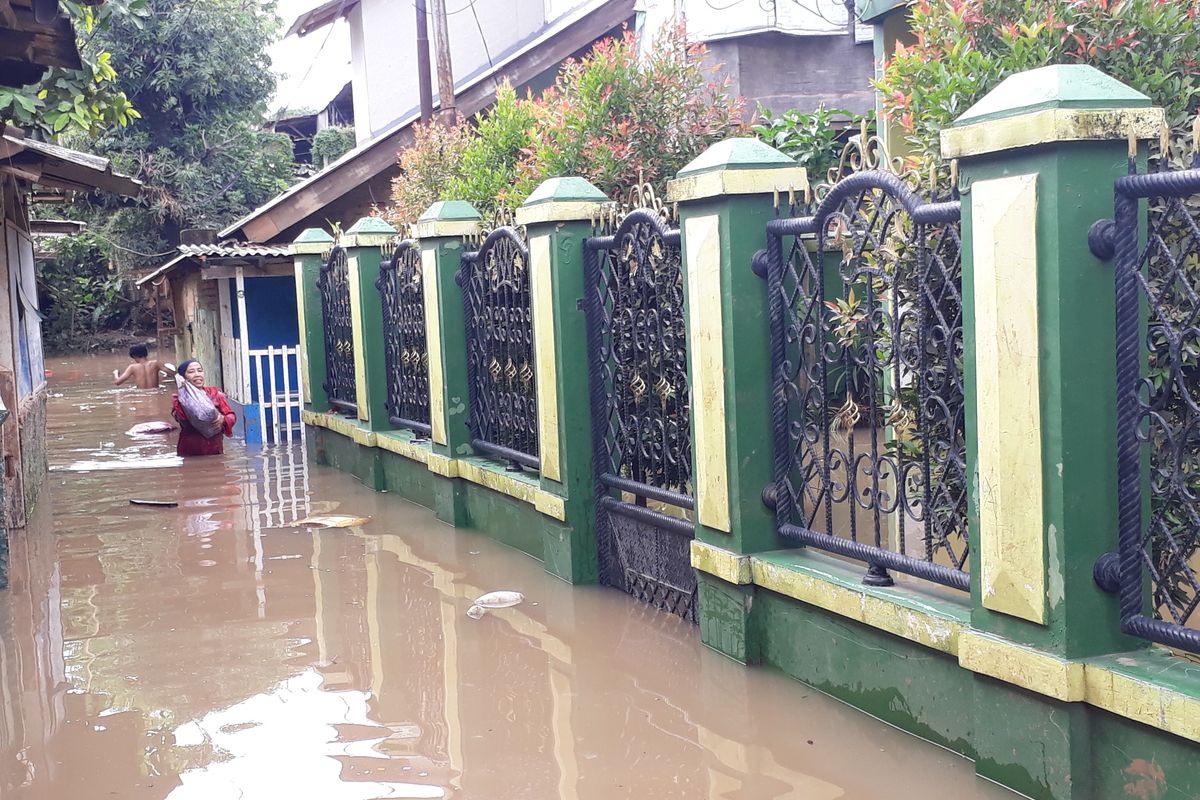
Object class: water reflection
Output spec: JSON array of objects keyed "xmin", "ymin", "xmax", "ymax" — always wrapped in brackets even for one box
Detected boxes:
[{"xmin": 0, "ymin": 355, "xmax": 1014, "ymax": 799}]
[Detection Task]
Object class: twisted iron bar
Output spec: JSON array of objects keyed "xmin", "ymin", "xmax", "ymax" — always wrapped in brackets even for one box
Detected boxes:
[{"xmin": 1106, "ymin": 161, "xmax": 1200, "ymax": 654}]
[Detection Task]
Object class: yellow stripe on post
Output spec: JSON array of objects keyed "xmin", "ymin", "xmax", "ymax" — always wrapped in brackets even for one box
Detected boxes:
[
  {"xmin": 529, "ymin": 233, "xmax": 561, "ymax": 482},
  {"xmin": 684, "ymin": 214, "xmax": 731, "ymax": 532},
  {"xmin": 422, "ymin": 248, "xmax": 448, "ymax": 445},
  {"xmin": 294, "ymin": 261, "xmax": 311, "ymax": 404},
  {"xmin": 347, "ymin": 253, "xmax": 370, "ymax": 421},
  {"xmin": 972, "ymin": 173, "xmax": 1046, "ymax": 625}
]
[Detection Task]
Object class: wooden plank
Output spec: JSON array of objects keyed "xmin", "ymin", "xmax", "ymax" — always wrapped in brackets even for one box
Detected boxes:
[{"xmin": 200, "ymin": 263, "xmax": 292, "ymax": 280}]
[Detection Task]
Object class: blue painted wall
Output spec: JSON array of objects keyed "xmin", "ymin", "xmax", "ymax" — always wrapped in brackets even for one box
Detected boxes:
[{"xmin": 239, "ymin": 275, "xmax": 301, "ymax": 443}]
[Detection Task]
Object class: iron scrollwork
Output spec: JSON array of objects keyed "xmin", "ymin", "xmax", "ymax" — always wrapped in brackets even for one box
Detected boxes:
[
  {"xmin": 584, "ymin": 205, "xmax": 696, "ymax": 621},
  {"xmin": 456, "ymin": 226, "xmax": 539, "ymax": 469},
  {"xmin": 377, "ymin": 240, "xmax": 432, "ymax": 437},
  {"xmin": 317, "ymin": 246, "xmax": 357, "ymax": 415},
  {"xmin": 763, "ymin": 170, "xmax": 969, "ymax": 591}
]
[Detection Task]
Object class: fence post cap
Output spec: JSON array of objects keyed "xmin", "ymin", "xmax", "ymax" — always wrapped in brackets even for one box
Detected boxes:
[
  {"xmin": 343, "ymin": 216, "xmax": 397, "ymax": 248},
  {"xmin": 417, "ymin": 200, "xmax": 481, "ymax": 223},
  {"xmin": 413, "ymin": 201, "xmax": 482, "ymax": 239},
  {"xmin": 290, "ymin": 227, "xmax": 335, "ymax": 255},
  {"xmin": 515, "ymin": 177, "xmax": 609, "ymax": 225},
  {"xmin": 942, "ymin": 65, "xmax": 1163, "ymax": 159},
  {"xmin": 667, "ymin": 138, "xmax": 807, "ymax": 204}
]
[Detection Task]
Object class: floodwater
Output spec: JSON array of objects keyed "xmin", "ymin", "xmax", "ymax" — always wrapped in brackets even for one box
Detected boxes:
[{"xmin": 0, "ymin": 355, "xmax": 1016, "ymax": 799}]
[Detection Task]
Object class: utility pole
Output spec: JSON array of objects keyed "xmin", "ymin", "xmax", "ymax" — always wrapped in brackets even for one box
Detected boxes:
[
  {"xmin": 429, "ymin": 0, "xmax": 456, "ymax": 122},
  {"xmin": 415, "ymin": 0, "xmax": 434, "ymax": 122}
]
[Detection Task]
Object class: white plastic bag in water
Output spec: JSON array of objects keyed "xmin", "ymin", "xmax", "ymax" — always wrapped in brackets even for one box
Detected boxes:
[{"xmin": 175, "ymin": 374, "xmax": 223, "ymax": 438}]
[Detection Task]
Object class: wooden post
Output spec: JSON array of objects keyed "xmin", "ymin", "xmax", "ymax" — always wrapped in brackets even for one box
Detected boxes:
[{"xmin": 429, "ymin": 0, "xmax": 455, "ymax": 121}]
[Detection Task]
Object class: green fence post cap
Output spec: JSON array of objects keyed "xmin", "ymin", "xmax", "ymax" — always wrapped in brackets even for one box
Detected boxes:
[
  {"xmin": 414, "ymin": 201, "xmax": 482, "ymax": 239},
  {"xmin": 942, "ymin": 64, "xmax": 1164, "ymax": 159},
  {"xmin": 418, "ymin": 200, "xmax": 482, "ymax": 223},
  {"xmin": 668, "ymin": 138, "xmax": 806, "ymax": 203},
  {"xmin": 344, "ymin": 216, "xmax": 397, "ymax": 248},
  {"xmin": 291, "ymin": 227, "xmax": 335, "ymax": 255},
  {"xmin": 516, "ymin": 177, "xmax": 610, "ymax": 225}
]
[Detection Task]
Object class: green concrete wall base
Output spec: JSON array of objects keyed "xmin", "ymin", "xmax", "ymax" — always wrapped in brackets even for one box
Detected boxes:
[
  {"xmin": 754, "ymin": 587, "xmax": 975, "ymax": 757},
  {"xmin": 542, "ymin": 518, "xmax": 597, "ymax": 585},
  {"xmin": 431, "ymin": 479, "xmax": 467, "ymax": 527},
  {"xmin": 697, "ymin": 572, "xmax": 759, "ymax": 665},
  {"xmin": 973, "ymin": 676, "xmax": 1091, "ymax": 800},
  {"xmin": 307, "ymin": 421, "xmax": 600, "ymax": 585}
]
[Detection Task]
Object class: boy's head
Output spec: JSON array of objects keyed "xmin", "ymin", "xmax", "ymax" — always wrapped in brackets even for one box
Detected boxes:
[{"xmin": 129, "ymin": 344, "xmax": 149, "ymax": 360}]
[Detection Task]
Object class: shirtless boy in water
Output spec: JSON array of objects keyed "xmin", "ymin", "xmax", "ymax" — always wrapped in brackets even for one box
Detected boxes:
[{"xmin": 113, "ymin": 344, "xmax": 175, "ymax": 389}]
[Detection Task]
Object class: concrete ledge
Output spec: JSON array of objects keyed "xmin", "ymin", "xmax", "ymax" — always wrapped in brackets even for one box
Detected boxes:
[
  {"xmin": 960, "ymin": 631, "xmax": 1085, "ymax": 702},
  {"xmin": 515, "ymin": 200, "xmax": 607, "ymax": 226},
  {"xmin": 941, "ymin": 107, "xmax": 1164, "ymax": 159},
  {"xmin": 303, "ymin": 410, "xmax": 566, "ymax": 521},
  {"xmin": 690, "ymin": 540, "xmax": 751, "ymax": 584},
  {"xmin": 1084, "ymin": 650, "xmax": 1200, "ymax": 744},
  {"xmin": 412, "ymin": 219, "xmax": 479, "ymax": 240},
  {"xmin": 750, "ymin": 549, "xmax": 967, "ymax": 656},
  {"xmin": 667, "ymin": 166, "xmax": 809, "ymax": 204}
]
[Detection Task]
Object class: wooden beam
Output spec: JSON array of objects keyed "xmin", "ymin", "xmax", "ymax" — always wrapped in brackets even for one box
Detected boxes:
[{"xmin": 200, "ymin": 263, "xmax": 293, "ymax": 280}]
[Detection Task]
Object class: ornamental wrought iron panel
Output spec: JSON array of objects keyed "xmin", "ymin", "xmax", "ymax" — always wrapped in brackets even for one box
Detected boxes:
[
  {"xmin": 584, "ymin": 208, "xmax": 696, "ymax": 622},
  {"xmin": 377, "ymin": 240, "xmax": 431, "ymax": 436},
  {"xmin": 317, "ymin": 246, "xmax": 357, "ymax": 414},
  {"xmin": 456, "ymin": 226, "xmax": 539, "ymax": 469},
  {"xmin": 1093, "ymin": 150, "xmax": 1200, "ymax": 655},
  {"xmin": 762, "ymin": 171, "xmax": 969, "ymax": 591}
]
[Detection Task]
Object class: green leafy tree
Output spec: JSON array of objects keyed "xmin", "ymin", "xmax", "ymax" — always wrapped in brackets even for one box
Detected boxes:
[
  {"xmin": 0, "ymin": 0, "xmax": 145, "ymax": 137},
  {"xmin": 445, "ymin": 81, "xmax": 537, "ymax": 213},
  {"xmin": 65, "ymin": 0, "xmax": 296, "ymax": 269},
  {"xmin": 875, "ymin": 0, "xmax": 1200, "ymax": 162},
  {"xmin": 517, "ymin": 22, "xmax": 746, "ymax": 201},
  {"xmin": 311, "ymin": 125, "xmax": 357, "ymax": 168},
  {"xmin": 752, "ymin": 105, "xmax": 875, "ymax": 185}
]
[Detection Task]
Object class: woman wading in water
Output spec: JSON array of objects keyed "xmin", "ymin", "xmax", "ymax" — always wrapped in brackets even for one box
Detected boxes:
[{"xmin": 172, "ymin": 359, "xmax": 235, "ymax": 456}]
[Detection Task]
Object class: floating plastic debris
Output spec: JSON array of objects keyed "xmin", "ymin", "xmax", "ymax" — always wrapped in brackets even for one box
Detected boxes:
[
  {"xmin": 466, "ymin": 590, "xmax": 524, "ymax": 619},
  {"xmin": 293, "ymin": 515, "xmax": 371, "ymax": 529},
  {"xmin": 126, "ymin": 421, "xmax": 177, "ymax": 436}
]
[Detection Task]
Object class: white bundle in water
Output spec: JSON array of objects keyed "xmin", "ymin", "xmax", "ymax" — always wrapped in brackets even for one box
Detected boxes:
[
  {"xmin": 466, "ymin": 590, "xmax": 524, "ymax": 619},
  {"xmin": 175, "ymin": 374, "xmax": 224, "ymax": 438}
]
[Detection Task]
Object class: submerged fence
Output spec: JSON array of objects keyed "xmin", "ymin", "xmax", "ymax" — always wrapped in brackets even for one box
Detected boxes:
[
  {"xmin": 297, "ymin": 94, "xmax": 1200, "ymax": 665},
  {"xmin": 290, "ymin": 65, "xmax": 1200, "ymax": 800}
]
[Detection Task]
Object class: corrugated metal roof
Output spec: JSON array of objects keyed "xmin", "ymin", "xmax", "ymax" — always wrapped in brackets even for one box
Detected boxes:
[
  {"xmin": 178, "ymin": 243, "xmax": 290, "ymax": 258},
  {"xmin": 135, "ymin": 242, "xmax": 292, "ymax": 287}
]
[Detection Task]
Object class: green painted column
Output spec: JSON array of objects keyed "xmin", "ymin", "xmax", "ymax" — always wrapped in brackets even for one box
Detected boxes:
[
  {"xmin": 414, "ymin": 201, "xmax": 480, "ymax": 525},
  {"xmin": 344, "ymin": 216, "xmax": 398, "ymax": 431},
  {"xmin": 667, "ymin": 138, "xmax": 807, "ymax": 556},
  {"xmin": 944, "ymin": 65, "xmax": 1165, "ymax": 800},
  {"xmin": 516, "ymin": 177, "xmax": 609, "ymax": 584},
  {"xmin": 667, "ymin": 138, "xmax": 807, "ymax": 663},
  {"xmin": 290, "ymin": 227, "xmax": 335, "ymax": 413}
]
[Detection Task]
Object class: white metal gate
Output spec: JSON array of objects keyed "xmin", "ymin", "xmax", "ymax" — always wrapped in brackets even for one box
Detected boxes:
[{"xmin": 249, "ymin": 345, "xmax": 304, "ymax": 444}]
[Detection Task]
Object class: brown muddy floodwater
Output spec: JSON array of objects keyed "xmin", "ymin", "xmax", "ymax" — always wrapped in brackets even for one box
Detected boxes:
[{"xmin": 0, "ymin": 355, "xmax": 1015, "ymax": 800}]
